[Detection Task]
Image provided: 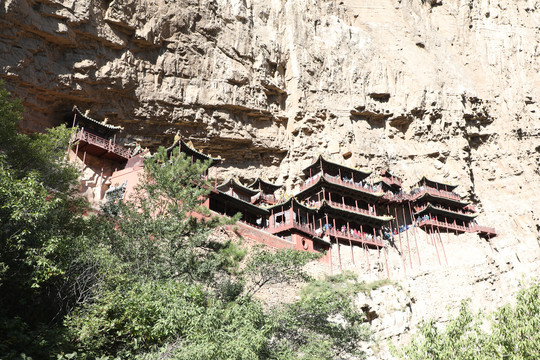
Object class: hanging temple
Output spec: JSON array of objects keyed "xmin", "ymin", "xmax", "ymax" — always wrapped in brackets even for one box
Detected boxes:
[{"xmin": 67, "ymin": 107, "xmax": 497, "ymax": 275}]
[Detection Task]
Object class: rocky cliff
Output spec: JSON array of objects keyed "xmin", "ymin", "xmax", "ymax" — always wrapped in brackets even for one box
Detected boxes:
[{"xmin": 1, "ymin": 0, "xmax": 539, "ymax": 354}]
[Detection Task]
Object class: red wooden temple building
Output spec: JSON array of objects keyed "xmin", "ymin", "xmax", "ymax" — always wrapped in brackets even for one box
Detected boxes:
[
  {"xmin": 410, "ymin": 176, "xmax": 496, "ymax": 239},
  {"xmin": 209, "ymin": 178, "xmax": 269, "ymax": 227}
]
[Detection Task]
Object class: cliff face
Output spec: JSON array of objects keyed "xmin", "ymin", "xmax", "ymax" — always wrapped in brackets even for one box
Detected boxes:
[{"xmin": 1, "ymin": 0, "xmax": 539, "ymax": 350}]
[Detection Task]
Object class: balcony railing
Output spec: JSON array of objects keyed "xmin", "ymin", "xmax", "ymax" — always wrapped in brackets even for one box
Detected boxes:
[
  {"xmin": 72, "ymin": 129, "xmax": 131, "ymax": 160},
  {"xmin": 470, "ymin": 224, "xmax": 497, "ymax": 235},
  {"xmin": 414, "ymin": 203, "xmax": 476, "ymax": 218},
  {"xmin": 301, "ymin": 174, "xmax": 383, "ymax": 196},
  {"xmin": 382, "ymin": 191, "xmax": 412, "ymax": 202},
  {"xmin": 267, "ymin": 220, "xmax": 385, "ymax": 247},
  {"xmin": 323, "ymin": 200, "xmax": 390, "ymax": 218},
  {"xmin": 268, "ymin": 220, "xmax": 318, "ymax": 237},
  {"xmin": 381, "ymin": 176, "xmax": 402, "ymax": 187},
  {"xmin": 325, "ymin": 228, "xmax": 385, "ymax": 247},
  {"xmin": 260, "ymin": 193, "xmax": 276, "ymax": 203},
  {"xmin": 411, "ymin": 186, "xmax": 462, "ymax": 202},
  {"xmin": 417, "ymin": 218, "xmax": 471, "ymax": 233}
]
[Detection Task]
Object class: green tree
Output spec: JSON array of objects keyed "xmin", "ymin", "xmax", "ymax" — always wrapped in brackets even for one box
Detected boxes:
[
  {"xmin": 244, "ymin": 247, "xmax": 321, "ymax": 298},
  {"xmin": 104, "ymin": 146, "xmax": 239, "ymax": 282},
  {"xmin": 268, "ymin": 273, "xmax": 371, "ymax": 360},
  {"xmin": 0, "ymin": 81, "xmax": 78, "ymax": 192},
  {"xmin": 0, "ymin": 82, "xmax": 89, "ymax": 359}
]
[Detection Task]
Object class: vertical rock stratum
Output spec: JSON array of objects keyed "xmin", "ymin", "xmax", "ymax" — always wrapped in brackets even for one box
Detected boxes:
[{"xmin": 1, "ymin": 0, "xmax": 539, "ymax": 352}]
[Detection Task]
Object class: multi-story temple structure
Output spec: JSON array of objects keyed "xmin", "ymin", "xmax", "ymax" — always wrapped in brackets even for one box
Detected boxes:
[{"xmin": 67, "ymin": 109, "xmax": 497, "ymax": 272}]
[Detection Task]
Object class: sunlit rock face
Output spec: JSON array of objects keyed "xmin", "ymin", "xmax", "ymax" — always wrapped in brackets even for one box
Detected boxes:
[{"xmin": 1, "ymin": 0, "xmax": 539, "ymax": 349}]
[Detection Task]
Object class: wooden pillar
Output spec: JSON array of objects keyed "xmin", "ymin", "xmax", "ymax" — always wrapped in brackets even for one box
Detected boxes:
[
  {"xmin": 336, "ymin": 237, "xmax": 342, "ymax": 271},
  {"xmin": 391, "ymin": 206, "xmax": 406, "ymax": 275},
  {"xmin": 402, "ymin": 206, "xmax": 412, "ymax": 268},
  {"xmin": 437, "ymin": 228, "xmax": 448, "ymax": 265},
  {"xmin": 408, "ymin": 200, "xmax": 421, "ymax": 266},
  {"xmin": 394, "ymin": 207, "xmax": 405, "ymax": 266},
  {"xmin": 329, "ymin": 240, "xmax": 333, "ymax": 275},
  {"xmin": 380, "ymin": 229, "xmax": 390, "ymax": 278},
  {"xmin": 430, "ymin": 222, "xmax": 441, "ymax": 265},
  {"xmin": 289, "ymin": 203, "xmax": 293, "ymax": 225},
  {"xmin": 349, "ymin": 239, "xmax": 355, "ymax": 265},
  {"xmin": 364, "ymin": 243, "xmax": 370, "ymax": 272}
]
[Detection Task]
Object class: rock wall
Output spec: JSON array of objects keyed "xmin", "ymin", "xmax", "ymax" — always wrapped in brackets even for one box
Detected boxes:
[{"xmin": 1, "ymin": 0, "xmax": 539, "ymax": 353}]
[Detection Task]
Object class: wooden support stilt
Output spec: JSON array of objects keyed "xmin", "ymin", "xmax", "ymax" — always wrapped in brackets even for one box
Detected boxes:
[
  {"xmin": 329, "ymin": 241, "xmax": 333, "ymax": 275},
  {"xmin": 392, "ymin": 207, "xmax": 406, "ymax": 274},
  {"xmin": 408, "ymin": 201, "xmax": 421, "ymax": 266},
  {"xmin": 430, "ymin": 224, "xmax": 441, "ymax": 265},
  {"xmin": 349, "ymin": 239, "xmax": 355, "ymax": 265},
  {"xmin": 394, "ymin": 208, "xmax": 405, "ymax": 267},
  {"xmin": 364, "ymin": 243, "xmax": 370, "ymax": 272},
  {"xmin": 380, "ymin": 229, "xmax": 390, "ymax": 278},
  {"xmin": 437, "ymin": 228, "xmax": 448, "ymax": 265},
  {"xmin": 383, "ymin": 245, "xmax": 390, "ymax": 278},
  {"xmin": 337, "ymin": 238, "xmax": 342, "ymax": 272},
  {"xmin": 402, "ymin": 206, "xmax": 412, "ymax": 268}
]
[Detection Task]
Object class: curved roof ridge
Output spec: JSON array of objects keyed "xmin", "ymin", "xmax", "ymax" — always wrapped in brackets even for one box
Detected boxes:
[
  {"xmin": 217, "ymin": 178, "xmax": 260, "ymax": 196},
  {"xmin": 247, "ymin": 177, "xmax": 283, "ymax": 191},
  {"xmin": 73, "ymin": 105, "xmax": 123, "ymax": 130}
]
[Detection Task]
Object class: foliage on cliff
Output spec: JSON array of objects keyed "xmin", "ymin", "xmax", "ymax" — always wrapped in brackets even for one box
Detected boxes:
[{"xmin": 395, "ymin": 280, "xmax": 540, "ymax": 360}]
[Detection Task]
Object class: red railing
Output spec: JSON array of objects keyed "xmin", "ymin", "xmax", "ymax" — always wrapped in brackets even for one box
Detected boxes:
[
  {"xmin": 382, "ymin": 192, "xmax": 413, "ymax": 202},
  {"xmin": 470, "ymin": 224, "xmax": 497, "ymax": 235},
  {"xmin": 381, "ymin": 176, "xmax": 402, "ymax": 187},
  {"xmin": 325, "ymin": 228, "xmax": 385, "ymax": 247},
  {"xmin": 72, "ymin": 129, "xmax": 131, "ymax": 160},
  {"xmin": 414, "ymin": 203, "xmax": 476, "ymax": 218},
  {"xmin": 260, "ymin": 194, "xmax": 276, "ymax": 203},
  {"xmin": 411, "ymin": 186, "xmax": 462, "ymax": 202},
  {"xmin": 267, "ymin": 220, "xmax": 385, "ymax": 247},
  {"xmin": 323, "ymin": 200, "xmax": 390, "ymax": 219},
  {"xmin": 268, "ymin": 220, "xmax": 318, "ymax": 237},
  {"xmin": 301, "ymin": 174, "xmax": 382, "ymax": 196},
  {"xmin": 417, "ymin": 218, "xmax": 471, "ymax": 233}
]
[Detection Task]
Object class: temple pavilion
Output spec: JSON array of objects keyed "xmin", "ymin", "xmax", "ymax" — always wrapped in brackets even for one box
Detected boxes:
[
  {"xmin": 410, "ymin": 177, "xmax": 477, "ymax": 233},
  {"xmin": 267, "ymin": 156, "xmax": 394, "ymax": 250},
  {"xmin": 209, "ymin": 178, "xmax": 269, "ymax": 227},
  {"xmin": 248, "ymin": 178, "xmax": 282, "ymax": 205},
  {"xmin": 166, "ymin": 137, "xmax": 222, "ymax": 180},
  {"xmin": 69, "ymin": 106, "xmax": 131, "ymax": 163},
  {"xmin": 409, "ymin": 177, "xmax": 496, "ymax": 238}
]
